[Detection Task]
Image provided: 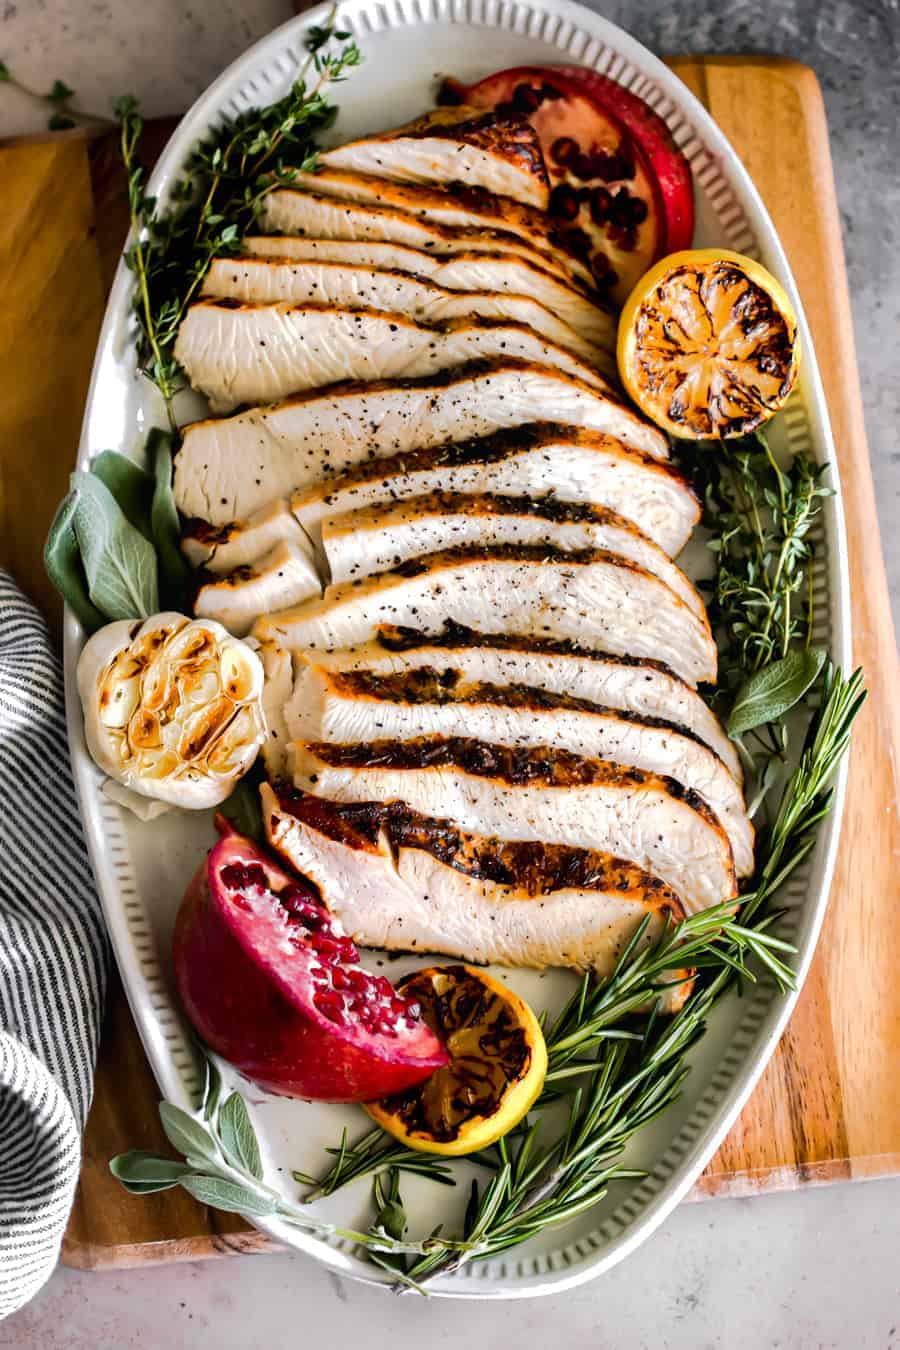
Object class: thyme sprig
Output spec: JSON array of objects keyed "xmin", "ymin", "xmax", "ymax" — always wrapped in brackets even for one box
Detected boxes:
[
  {"xmin": 682, "ymin": 430, "xmax": 831, "ymax": 698},
  {"xmin": 115, "ymin": 21, "xmax": 360, "ymax": 422},
  {"xmin": 0, "ymin": 62, "xmax": 111, "ymax": 131}
]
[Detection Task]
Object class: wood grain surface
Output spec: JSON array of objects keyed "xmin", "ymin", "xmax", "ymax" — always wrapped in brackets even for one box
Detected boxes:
[{"xmin": 0, "ymin": 56, "xmax": 896, "ymax": 1270}]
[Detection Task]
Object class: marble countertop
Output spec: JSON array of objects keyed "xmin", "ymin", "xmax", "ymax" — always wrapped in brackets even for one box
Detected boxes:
[{"xmin": 1, "ymin": 2, "xmax": 898, "ymax": 1345}]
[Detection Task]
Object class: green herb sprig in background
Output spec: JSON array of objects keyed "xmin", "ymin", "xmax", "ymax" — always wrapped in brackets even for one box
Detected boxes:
[{"xmin": 115, "ymin": 22, "xmax": 361, "ymax": 423}]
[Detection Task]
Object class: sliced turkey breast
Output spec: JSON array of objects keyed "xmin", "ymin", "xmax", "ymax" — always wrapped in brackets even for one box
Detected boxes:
[
  {"xmin": 181, "ymin": 427, "xmax": 698, "ymax": 577},
  {"xmin": 262, "ymin": 173, "xmax": 593, "ymax": 289},
  {"xmin": 200, "ymin": 256, "xmax": 610, "ymax": 373},
  {"xmin": 262, "ymin": 784, "xmax": 689, "ymax": 988},
  {"xmin": 174, "ymin": 361, "xmax": 670, "ymax": 525},
  {"xmin": 318, "ymin": 107, "xmax": 549, "ymax": 209},
  {"xmin": 253, "ymin": 545, "xmax": 717, "ymax": 686},
  {"xmin": 181, "ymin": 498, "xmax": 311, "ymax": 573},
  {"xmin": 289, "ymin": 666, "xmax": 752, "ymax": 875},
  {"xmin": 305, "ymin": 626, "xmax": 741, "ymax": 781},
  {"xmin": 292, "ymin": 425, "xmax": 697, "ymax": 557},
  {"xmin": 174, "ymin": 301, "xmax": 614, "ymax": 413},
  {"xmin": 321, "ymin": 492, "xmax": 706, "ymax": 619},
  {"xmin": 257, "ymin": 191, "xmax": 582, "ymax": 289},
  {"xmin": 258, "ymin": 641, "xmax": 294, "ymax": 778},
  {"xmin": 291, "ymin": 738, "xmax": 737, "ymax": 913},
  {"xmin": 193, "ymin": 540, "xmax": 320, "ymax": 637},
  {"xmin": 241, "ymin": 236, "xmax": 615, "ymax": 353}
]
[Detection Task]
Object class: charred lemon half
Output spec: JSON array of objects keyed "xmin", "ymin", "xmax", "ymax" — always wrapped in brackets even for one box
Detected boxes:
[
  {"xmin": 365, "ymin": 965, "xmax": 547, "ymax": 1156},
  {"xmin": 617, "ymin": 248, "xmax": 800, "ymax": 440}
]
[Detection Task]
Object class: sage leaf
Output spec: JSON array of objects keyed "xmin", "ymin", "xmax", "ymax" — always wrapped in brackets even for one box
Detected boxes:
[
  {"xmin": 71, "ymin": 471, "xmax": 159, "ymax": 620},
  {"xmin": 148, "ymin": 428, "xmax": 190, "ymax": 607},
  {"xmin": 91, "ymin": 450, "xmax": 154, "ymax": 540},
  {"xmin": 180, "ymin": 1174, "xmax": 276, "ymax": 1217},
  {"xmin": 201, "ymin": 1053, "xmax": 223, "ymax": 1123},
  {"xmin": 158, "ymin": 1102, "xmax": 220, "ymax": 1165},
  {"xmin": 217, "ymin": 1092, "xmax": 263, "ymax": 1180},
  {"xmin": 110, "ymin": 1150, "xmax": 193, "ymax": 1192},
  {"xmin": 728, "ymin": 648, "xmax": 827, "ymax": 737},
  {"xmin": 43, "ymin": 492, "xmax": 106, "ymax": 633}
]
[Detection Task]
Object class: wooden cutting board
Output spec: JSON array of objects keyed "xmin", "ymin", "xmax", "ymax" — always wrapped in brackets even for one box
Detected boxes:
[{"xmin": 0, "ymin": 55, "xmax": 896, "ymax": 1271}]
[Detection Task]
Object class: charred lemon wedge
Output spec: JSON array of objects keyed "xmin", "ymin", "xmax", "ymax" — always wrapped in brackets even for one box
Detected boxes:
[
  {"xmin": 365, "ymin": 965, "xmax": 547, "ymax": 1156},
  {"xmin": 617, "ymin": 248, "xmax": 800, "ymax": 439}
]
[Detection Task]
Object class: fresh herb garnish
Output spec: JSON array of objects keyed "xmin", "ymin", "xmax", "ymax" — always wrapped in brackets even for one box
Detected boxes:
[
  {"xmin": 44, "ymin": 431, "xmax": 189, "ymax": 631},
  {"xmin": 109, "ymin": 663, "xmax": 864, "ymax": 1291},
  {"xmin": 68, "ymin": 471, "xmax": 160, "ymax": 620},
  {"xmin": 0, "ymin": 63, "xmax": 110, "ymax": 132},
  {"xmin": 115, "ymin": 21, "xmax": 361, "ymax": 424},
  {"xmin": 683, "ymin": 430, "xmax": 831, "ymax": 698},
  {"xmin": 110, "ymin": 1069, "xmax": 472, "ymax": 1263}
]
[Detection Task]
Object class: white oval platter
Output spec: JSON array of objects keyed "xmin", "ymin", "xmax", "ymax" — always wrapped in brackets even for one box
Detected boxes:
[{"xmin": 64, "ymin": 0, "xmax": 852, "ymax": 1298}]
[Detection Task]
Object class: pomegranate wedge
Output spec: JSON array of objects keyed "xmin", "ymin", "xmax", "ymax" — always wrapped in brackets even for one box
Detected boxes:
[{"xmin": 173, "ymin": 818, "xmax": 448, "ymax": 1101}]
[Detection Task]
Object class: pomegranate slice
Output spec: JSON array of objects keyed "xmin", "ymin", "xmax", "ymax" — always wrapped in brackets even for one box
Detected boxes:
[
  {"xmin": 552, "ymin": 66, "xmax": 694, "ymax": 254},
  {"xmin": 173, "ymin": 817, "xmax": 447, "ymax": 1102},
  {"xmin": 441, "ymin": 67, "xmax": 664, "ymax": 305}
]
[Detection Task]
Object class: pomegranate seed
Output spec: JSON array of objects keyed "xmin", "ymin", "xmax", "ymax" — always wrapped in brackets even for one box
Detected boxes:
[
  {"xmin": 571, "ymin": 153, "xmax": 596, "ymax": 182},
  {"xmin": 331, "ymin": 967, "xmax": 353, "ymax": 991},
  {"xmin": 549, "ymin": 184, "xmax": 579, "ymax": 221},
  {"xmin": 221, "ymin": 862, "xmax": 269, "ymax": 892},
  {"xmin": 295, "ymin": 907, "xmax": 325, "ymax": 931},
  {"xmin": 563, "ymin": 226, "xmax": 592, "ymax": 259},
  {"xmin": 345, "ymin": 968, "xmax": 370, "ymax": 993},
  {"xmin": 550, "ymin": 136, "xmax": 578, "ymax": 168},
  {"xmin": 591, "ymin": 251, "xmax": 612, "ymax": 279},
  {"xmin": 405, "ymin": 1001, "xmax": 421, "ymax": 1020},
  {"xmin": 617, "ymin": 148, "xmax": 636, "ymax": 180},
  {"xmin": 609, "ymin": 189, "xmax": 633, "ymax": 227},
  {"xmin": 512, "ymin": 82, "xmax": 540, "ymax": 113},
  {"xmin": 313, "ymin": 989, "xmax": 346, "ymax": 1023},
  {"xmin": 590, "ymin": 187, "xmax": 612, "ymax": 224},
  {"xmin": 628, "ymin": 197, "xmax": 649, "ymax": 225},
  {"xmin": 374, "ymin": 975, "xmax": 395, "ymax": 1001}
]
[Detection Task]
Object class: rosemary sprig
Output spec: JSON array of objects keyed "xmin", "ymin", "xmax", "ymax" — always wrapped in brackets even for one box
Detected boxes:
[
  {"xmin": 109, "ymin": 666, "xmax": 863, "ymax": 1292},
  {"xmin": 115, "ymin": 21, "xmax": 360, "ymax": 422},
  {"xmin": 292, "ymin": 666, "xmax": 863, "ymax": 1290}
]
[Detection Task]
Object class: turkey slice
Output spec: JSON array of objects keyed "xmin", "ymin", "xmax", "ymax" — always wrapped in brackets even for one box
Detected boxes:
[
  {"xmin": 241, "ymin": 236, "xmax": 615, "ymax": 354},
  {"xmin": 174, "ymin": 301, "xmax": 612, "ymax": 413},
  {"xmin": 320, "ymin": 492, "xmax": 706, "ymax": 619},
  {"xmin": 193, "ymin": 540, "xmax": 320, "ymax": 637},
  {"xmin": 291, "ymin": 738, "xmax": 737, "ymax": 914},
  {"xmin": 292, "ymin": 425, "xmax": 697, "ymax": 557},
  {"xmin": 318, "ymin": 106, "xmax": 549, "ymax": 209},
  {"xmin": 290, "ymin": 665, "xmax": 752, "ymax": 875},
  {"xmin": 305, "ymin": 626, "xmax": 741, "ymax": 781},
  {"xmin": 181, "ymin": 498, "xmax": 311, "ymax": 573},
  {"xmin": 200, "ymin": 255, "xmax": 610, "ymax": 373},
  {"xmin": 263, "ymin": 783, "xmax": 690, "ymax": 995},
  {"xmin": 253, "ymin": 544, "xmax": 717, "ymax": 686},
  {"xmin": 174, "ymin": 361, "xmax": 670, "ymax": 526},
  {"xmin": 263, "ymin": 171, "xmax": 594, "ymax": 289}
]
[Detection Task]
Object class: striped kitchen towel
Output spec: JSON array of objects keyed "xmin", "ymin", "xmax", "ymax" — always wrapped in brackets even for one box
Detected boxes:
[{"xmin": 0, "ymin": 572, "xmax": 108, "ymax": 1318}]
